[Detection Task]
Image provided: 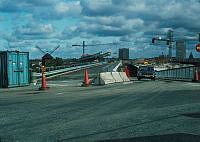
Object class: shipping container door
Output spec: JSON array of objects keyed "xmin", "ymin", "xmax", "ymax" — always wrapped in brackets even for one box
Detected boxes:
[
  {"xmin": 18, "ymin": 53, "xmax": 29, "ymax": 85},
  {"xmin": 0, "ymin": 53, "xmax": 8, "ymax": 87},
  {"xmin": 7, "ymin": 52, "xmax": 19, "ymax": 87}
]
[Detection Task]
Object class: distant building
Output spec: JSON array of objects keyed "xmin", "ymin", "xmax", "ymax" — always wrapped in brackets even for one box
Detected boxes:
[
  {"xmin": 189, "ymin": 52, "xmax": 194, "ymax": 60},
  {"xmin": 176, "ymin": 40, "xmax": 186, "ymax": 60},
  {"xmin": 119, "ymin": 48, "xmax": 129, "ymax": 60}
]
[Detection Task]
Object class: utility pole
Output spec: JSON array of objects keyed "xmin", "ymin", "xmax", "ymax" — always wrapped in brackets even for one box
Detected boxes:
[
  {"xmin": 82, "ymin": 41, "xmax": 85, "ymax": 55},
  {"xmin": 198, "ymin": 33, "xmax": 200, "ymax": 42},
  {"xmin": 152, "ymin": 30, "xmax": 175, "ymax": 58}
]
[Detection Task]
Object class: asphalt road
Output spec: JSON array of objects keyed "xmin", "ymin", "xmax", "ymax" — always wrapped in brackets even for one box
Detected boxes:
[{"xmin": 0, "ymin": 79, "xmax": 200, "ymax": 142}]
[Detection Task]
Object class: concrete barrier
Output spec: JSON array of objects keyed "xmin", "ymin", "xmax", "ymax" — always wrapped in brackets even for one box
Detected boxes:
[
  {"xmin": 94, "ymin": 71, "xmax": 130, "ymax": 85},
  {"xmin": 94, "ymin": 72, "xmax": 115, "ymax": 85},
  {"xmin": 119, "ymin": 72, "xmax": 130, "ymax": 82},
  {"xmin": 111, "ymin": 72, "xmax": 123, "ymax": 83}
]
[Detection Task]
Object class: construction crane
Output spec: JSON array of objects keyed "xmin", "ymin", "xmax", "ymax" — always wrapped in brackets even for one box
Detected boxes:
[
  {"xmin": 152, "ymin": 30, "xmax": 174, "ymax": 57},
  {"xmin": 78, "ymin": 52, "xmax": 111, "ymax": 62},
  {"xmin": 35, "ymin": 45, "xmax": 60, "ymax": 66},
  {"xmin": 72, "ymin": 41, "xmax": 87, "ymax": 56},
  {"xmin": 152, "ymin": 31, "xmax": 200, "ymax": 57},
  {"xmin": 72, "ymin": 41, "xmax": 118, "ymax": 57}
]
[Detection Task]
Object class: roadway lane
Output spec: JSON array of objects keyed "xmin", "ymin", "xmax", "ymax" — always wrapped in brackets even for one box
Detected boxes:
[{"xmin": 0, "ymin": 80, "xmax": 200, "ymax": 142}]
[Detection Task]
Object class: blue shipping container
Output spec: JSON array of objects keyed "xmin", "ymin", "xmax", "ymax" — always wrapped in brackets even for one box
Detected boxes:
[{"xmin": 0, "ymin": 51, "xmax": 29, "ymax": 88}]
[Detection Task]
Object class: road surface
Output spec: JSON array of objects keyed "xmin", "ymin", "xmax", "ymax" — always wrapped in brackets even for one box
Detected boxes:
[{"xmin": 0, "ymin": 78, "xmax": 200, "ymax": 141}]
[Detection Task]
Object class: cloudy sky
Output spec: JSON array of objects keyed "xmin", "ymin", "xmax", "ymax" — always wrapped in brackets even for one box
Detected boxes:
[{"xmin": 0, "ymin": 0, "xmax": 200, "ymax": 59}]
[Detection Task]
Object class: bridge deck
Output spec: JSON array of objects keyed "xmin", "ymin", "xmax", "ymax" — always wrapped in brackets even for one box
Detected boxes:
[{"xmin": 0, "ymin": 78, "xmax": 200, "ymax": 142}]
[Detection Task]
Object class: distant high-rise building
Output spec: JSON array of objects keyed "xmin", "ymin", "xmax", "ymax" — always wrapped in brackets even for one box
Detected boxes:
[
  {"xmin": 119, "ymin": 48, "xmax": 129, "ymax": 60},
  {"xmin": 176, "ymin": 40, "xmax": 186, "ymax": 59}
]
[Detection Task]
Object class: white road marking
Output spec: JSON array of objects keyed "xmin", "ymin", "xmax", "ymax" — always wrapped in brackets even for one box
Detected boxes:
[
  {"xmin": 123, "ymin": 82, "xmax": 132, "ymax": 84},
  {"xmin": 61, "ymin": 81, "xmax": 71, "ymax": 83},
  {"xmin": 46, "ymin": 82, "xmax": 82, "ymax": 87},
  {"xmin": 57, "ymin": 92, "xmax": 64, "ymax": 95},
  {"xmin": 47, "ymin": 84, "xmax": 70, "ymax": 87}
]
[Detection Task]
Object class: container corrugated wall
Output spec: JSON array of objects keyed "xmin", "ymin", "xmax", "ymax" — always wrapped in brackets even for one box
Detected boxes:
[{"xmin": 0, "ymin": 51, "xmax": 29, "ymax": 88}]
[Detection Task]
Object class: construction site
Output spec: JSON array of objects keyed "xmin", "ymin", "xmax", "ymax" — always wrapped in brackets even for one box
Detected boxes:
[
  {"xmin": 1, "ymin": 0, "xmax": 200, "ymax": 141},
  {"xmin": 0, "ymin": 40, "xmax": 200, "ymax": 142}
]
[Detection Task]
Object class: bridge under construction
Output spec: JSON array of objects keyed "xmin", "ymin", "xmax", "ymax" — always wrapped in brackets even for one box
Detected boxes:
[{"xmin": 0, "ymin": 61, "xmax": 200, "ymax": 142}]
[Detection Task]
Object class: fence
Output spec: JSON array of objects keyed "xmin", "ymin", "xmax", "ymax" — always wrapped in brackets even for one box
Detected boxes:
[{"xmin": 156, "ymin": 66, "xmax": 200, "ymax": 81}]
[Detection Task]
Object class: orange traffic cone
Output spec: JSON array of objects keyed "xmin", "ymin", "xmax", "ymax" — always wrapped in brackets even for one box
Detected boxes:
[
  {"xmin": 193, "ymin": 70, "xmax": 199, "ymax": 82},
  {"xmin": 82, "ymin": 69, "xmax": 90, "ymax": 87},
  {"xmin": 39, "ymin": 66, "xmax": 49, "ymax": 91},
  {"xmin": 124, "ymin": 66, "xmax": 130, "ymax": 79}
]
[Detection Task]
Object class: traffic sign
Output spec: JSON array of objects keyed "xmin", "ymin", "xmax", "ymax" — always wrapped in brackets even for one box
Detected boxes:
[{"xmin": 196, "ymin": 43, "xmax": 200, "ymax": 52}]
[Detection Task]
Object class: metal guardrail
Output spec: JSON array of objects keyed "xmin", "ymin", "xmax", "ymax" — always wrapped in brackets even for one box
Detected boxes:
[
  {"xmin": 34, "ymin": 62, "xmax": 97, "ymax": 73},
  {"xmin": 33, "ymin": 62, "xmax": 108, "ymax": 78},
  {"xmin": 156, "ymin": 66, "xmax": 200, "ymax": 81}
]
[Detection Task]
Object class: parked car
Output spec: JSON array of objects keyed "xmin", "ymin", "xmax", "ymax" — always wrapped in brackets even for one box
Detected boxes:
[{"xmin": 137, "ymin": 65, "xmax": 156, "ymax": 80}]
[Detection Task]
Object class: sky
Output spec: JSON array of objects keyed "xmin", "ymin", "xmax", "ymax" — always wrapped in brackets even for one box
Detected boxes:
[{"xmin": 0, "ymin": 0, "xmax": 200, "ymax": 59}]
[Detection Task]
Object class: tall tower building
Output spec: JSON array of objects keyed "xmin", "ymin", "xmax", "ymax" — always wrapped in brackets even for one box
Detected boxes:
[
  {"xmin": 167, "ymin": 30, "xmax": 173, "ymax": 57},
  {"xmin": 176, "ymin": 40, "xmax": 186, "ymax": 60},
  {"xmin": 119, "ymin": 48, "xmax": 129, "ymax": 60}
]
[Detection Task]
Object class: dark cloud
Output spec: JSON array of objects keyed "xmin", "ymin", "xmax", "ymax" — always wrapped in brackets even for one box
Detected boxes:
[
  {"xmin": 69, "ymin": 0, "xmax": 200, "ymax": 40},
  {"xmin": 12, "ymin": 22, "xmax": 56, "ymax": 40},
  {"xmin": 0, "ymin": 0, "xmax": 54, "ymax": 12},
  {"xmin": 0, "ymin": 0, "xmax": 81, "ymax": 20},
  {"xmin": 1, "ymin": 22, "xmax": 58, "ymax": 53},
  {"xmin": 2, "ymin": 0, "xmax": 200, "ymax": 39},
  {"xmin": 80, "ymin": 0, "xmax": 118, "ymax": 17},
  {"xmin": 33, "ymin": 1, "xmax": 82, "ymax": 20},
  {"xmin": 1, "ymin": 0, "xmax": 200, "ymax": 58}
]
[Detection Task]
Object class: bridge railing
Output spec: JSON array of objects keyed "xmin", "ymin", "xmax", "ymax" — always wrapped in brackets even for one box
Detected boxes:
[
  {"xmin": 156, "ymin": 66, "xmax": 200, "ymax": 81},
  {"xmin": 34, "ymin": 62, "xmax": 97, "ymax": 73},
  {"xmin": 32, "ymin": 62, "xmax": 108, "ymax": 79}
]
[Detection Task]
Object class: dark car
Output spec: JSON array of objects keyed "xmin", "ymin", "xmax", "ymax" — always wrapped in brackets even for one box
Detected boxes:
[{"xmin": 137, "ymin": 65, "xmax": 156, "ymax": 80}]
